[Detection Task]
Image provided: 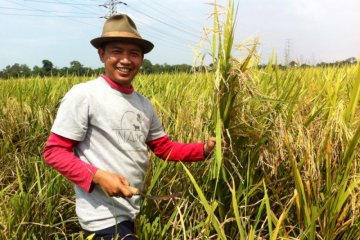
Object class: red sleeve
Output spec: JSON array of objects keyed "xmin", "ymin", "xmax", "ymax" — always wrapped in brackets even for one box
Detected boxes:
[
  {"xmin": 43, "ymin": 132, "xmax": 98, "ymax": 192},
  {"xmin": 146, "ymin": 135, "xmax": 205, "ymax": 162}
]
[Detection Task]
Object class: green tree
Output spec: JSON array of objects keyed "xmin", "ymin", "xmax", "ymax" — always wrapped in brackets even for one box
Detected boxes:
[
  {"xmin": 42, "ymin": 59, "xmax": 54, "ymax": 76},
  {"xmin": 32, "ymin": 65, "xmax": 43, "ymax": 76},
  {"xmin": 69, "ymin": 60, "xmax": 84, "ymax": 76},
  {"xmin": 1, "ymin": 63, "xmax": 31, "ymax": 79},
  {"xmin": 141, "ymin": 59, "xmax": 153, "ymax": 74}
]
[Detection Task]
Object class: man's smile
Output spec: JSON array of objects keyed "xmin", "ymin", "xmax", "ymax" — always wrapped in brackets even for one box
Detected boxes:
[{"xmin": 116, "ymin": 67, "xmax": 131, "ymax": 73}]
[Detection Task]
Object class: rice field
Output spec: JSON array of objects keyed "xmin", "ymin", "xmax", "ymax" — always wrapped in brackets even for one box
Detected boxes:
[
  {"xmin": 1, "ymin": 62, "xmax": 359, "ymax": 239},
  {"xmin": 1, "ymin": 1, "xmax": 360, "ymax": 239}
]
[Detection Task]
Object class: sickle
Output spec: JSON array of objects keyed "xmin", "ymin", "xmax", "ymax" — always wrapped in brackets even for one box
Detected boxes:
[{"xmin": 127, "ymin": 186, "xmax": 182, "ymax": 201}]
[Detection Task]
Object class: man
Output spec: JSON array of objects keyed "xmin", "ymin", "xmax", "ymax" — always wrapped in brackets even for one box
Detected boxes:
[{"xmin": 43, "ymin": 14, "xmax": 215, "ymax": 240}]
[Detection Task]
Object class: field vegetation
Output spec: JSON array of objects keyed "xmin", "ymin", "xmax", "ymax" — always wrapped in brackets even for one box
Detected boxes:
[{"xmin": 1, "ymin": 0, "xmax": 359, "ymax": 239}]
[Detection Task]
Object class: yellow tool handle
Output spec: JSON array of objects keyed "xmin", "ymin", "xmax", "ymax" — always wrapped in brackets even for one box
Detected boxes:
[{"xmin": 126, "ymin": 186, "xmax": 141, "ymax": 195}]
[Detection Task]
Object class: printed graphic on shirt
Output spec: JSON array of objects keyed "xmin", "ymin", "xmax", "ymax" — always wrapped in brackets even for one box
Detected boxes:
[{"xmin": 113, "ymin": 111, "xmax": 146, "ymax": 151}]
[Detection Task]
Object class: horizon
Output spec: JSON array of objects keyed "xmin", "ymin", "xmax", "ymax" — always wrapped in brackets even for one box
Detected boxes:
[{"xmin": 1, "ymin": 55, "xmax": 358, "ymax": 72}]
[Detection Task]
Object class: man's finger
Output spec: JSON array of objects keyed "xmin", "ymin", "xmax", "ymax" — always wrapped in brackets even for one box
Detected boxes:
[
  {"xmin": 208, "ymin": 137, "xmax": 216, "ymax": 147},
  {"xmin": 119, "ymin": 184, "xmax": 133, "ymax": 198},
  {"xmin": 117, "ymin": 175, "xmax": 130, "ymax": 186}
]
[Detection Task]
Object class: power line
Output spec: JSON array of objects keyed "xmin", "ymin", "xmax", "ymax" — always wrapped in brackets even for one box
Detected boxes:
[
  {"xmin": 134, "ymin": 0, "xmax": 200, "ymax": 34},
  {"xmin": 4, "ymin": 0, "xmax": 100, "ymax": 26},
  {"xmin": 0, "ymin": 12, "xmax": 96, "ymax": 18},
  {"xmin": 2, "ymin": 0, "xmax": 201, "ymax": 53},
  {"xmin": 57, "ymin": 0, "xmax": 103, "ymax": 16},
  {"xmin": 16, "ymin": 0, "xmax": 201, "ymax": 40},
  {"xmin": 126, "ymin": 4, "xmax": 200, "ymax": 39},
  {"xmin": 3, "ymin": 0, "xmax": 102, "ymax": 16},
  {"xmin": 135, "ymin": 19, "xmax": 197, "ymax": 45},
  {"xmin": 0, "ymin": 6, "xmax": 93, "ymax": 15},
  {"xmin": 96, "ymin": 1, "xmax": 200, "ymax": 53},
  {"xmin": 22, "ymin": 0, "xmax": 99, "ymax": 6},
  {"xmin": 137, "ymin": 26, "xmax": 197, "ymax": 52}
]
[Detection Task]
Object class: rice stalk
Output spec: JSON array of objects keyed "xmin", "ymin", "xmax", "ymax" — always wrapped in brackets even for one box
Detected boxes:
[{"xmin": 181, "ymin": 163, "xmax": 226, "ymax": 239}]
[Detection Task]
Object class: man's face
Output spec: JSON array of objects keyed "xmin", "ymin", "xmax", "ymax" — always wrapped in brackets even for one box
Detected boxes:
[{"xmin": 98, "ymin": 42, "xmax": 144, "ymax": 86}]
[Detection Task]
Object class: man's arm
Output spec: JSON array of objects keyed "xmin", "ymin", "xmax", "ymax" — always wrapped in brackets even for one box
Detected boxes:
[
  {"xmin": 43, "ymin": 133, "xmax": 97, "ymax": 192},
  {"xmin": 43, "ymin": 133, "xmax": 133, "ymax": 197},
  {"xmin": 146, "ymin": 135, "xmax": 216, "ymax": 161}
]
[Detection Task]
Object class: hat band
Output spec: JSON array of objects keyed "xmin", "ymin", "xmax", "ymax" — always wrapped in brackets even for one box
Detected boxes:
[{"xmin": 101, "ymin": 31, "xmax": 141, "ymax": 39}]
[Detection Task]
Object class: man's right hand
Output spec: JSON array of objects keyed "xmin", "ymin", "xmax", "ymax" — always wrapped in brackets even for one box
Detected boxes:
[{"xmin": 92, "ymin": 169, "xmax": 133, "ymax": 198}]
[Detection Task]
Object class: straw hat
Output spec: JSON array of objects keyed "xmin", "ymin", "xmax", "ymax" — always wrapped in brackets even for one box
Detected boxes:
[{"xmin": 90, "ymin": 14, "xmax": 154, "ymax": 54}]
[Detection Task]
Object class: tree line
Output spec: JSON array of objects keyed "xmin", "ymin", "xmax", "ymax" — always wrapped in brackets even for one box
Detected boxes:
[
  {"xmin": 258, "ymin": 57, "xmax": 358, "ymax": 69},
  {"xmin": 0, "ymin": 59, "xmax": 195, "ymax": 79},
  {"xmin": 1, "ymin": 57, "xmax": 357, "ymax": 79}
]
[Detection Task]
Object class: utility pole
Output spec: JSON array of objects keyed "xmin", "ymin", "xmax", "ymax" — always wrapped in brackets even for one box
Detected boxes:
[
  {"xmin": 284, "ymin": 39, "xmax": 291, "ymax": 66},
  {"xmin": 100, "ymin": 0, "xmax": 127, "ymax": 18}
]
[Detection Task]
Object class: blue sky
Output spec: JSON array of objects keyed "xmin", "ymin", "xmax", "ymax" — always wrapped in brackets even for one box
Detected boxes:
[{"xmin": 0, "ymin": 0, "xmax": 359, "ymax": 69}]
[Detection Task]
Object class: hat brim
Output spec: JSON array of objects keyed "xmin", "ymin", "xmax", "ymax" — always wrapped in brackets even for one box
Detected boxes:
[{"xmin": 90, "ymin": 37, "xmax": 154, "ymax": 54}]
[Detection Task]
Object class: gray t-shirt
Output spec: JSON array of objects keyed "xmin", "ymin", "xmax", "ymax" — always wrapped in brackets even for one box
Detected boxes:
[{"xmin": 51, "ymin": 77, "xmax": 165, "ymax": 231}]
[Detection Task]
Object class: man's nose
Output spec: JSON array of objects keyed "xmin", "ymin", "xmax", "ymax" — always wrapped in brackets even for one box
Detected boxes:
[{"xmin": 120, "ymin": 54, "xmax": 131, "ymax": 64}]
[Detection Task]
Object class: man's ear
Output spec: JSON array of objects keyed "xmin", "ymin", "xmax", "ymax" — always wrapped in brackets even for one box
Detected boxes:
[
  {"xmin": 140, "ymin": 54, "xmax": 144, "ymax": 64},
  {"xmin": 98, "ymin": 48, "xmax": 105, "ymax": 63}
]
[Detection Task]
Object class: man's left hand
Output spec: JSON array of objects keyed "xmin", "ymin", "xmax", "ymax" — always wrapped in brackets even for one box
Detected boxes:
[{"xmin": 204, "ymin": 137, "xmax": 216, "ymax": 157}]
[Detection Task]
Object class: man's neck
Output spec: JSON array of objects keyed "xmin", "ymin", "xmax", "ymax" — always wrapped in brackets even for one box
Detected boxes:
[{"xmin": 100, "ymin": 74, "xmax": 134, "ymax": 94}]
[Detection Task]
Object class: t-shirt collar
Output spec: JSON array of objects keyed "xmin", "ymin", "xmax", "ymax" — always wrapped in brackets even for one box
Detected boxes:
[{"xmin": 100, "ymin": 74, "xmax": 134, "ymax": 94}]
